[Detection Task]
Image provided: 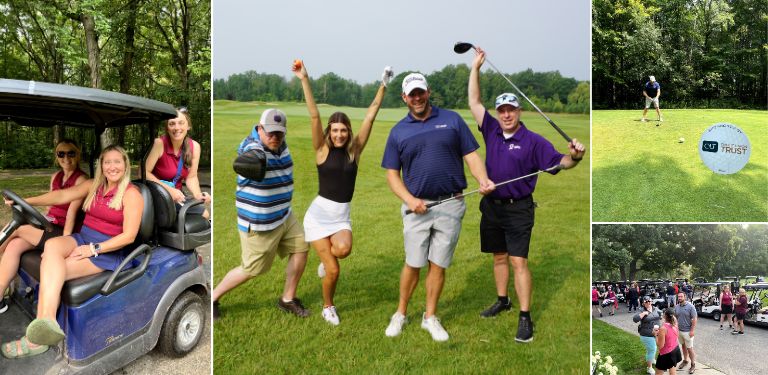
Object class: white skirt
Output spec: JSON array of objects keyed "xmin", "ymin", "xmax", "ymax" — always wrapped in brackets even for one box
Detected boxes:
[{"xmin": 303, "ymin": 195, "xmax": 352, "ymax": 242}]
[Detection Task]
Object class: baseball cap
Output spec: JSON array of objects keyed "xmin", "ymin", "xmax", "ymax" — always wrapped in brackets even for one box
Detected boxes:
[
  {"xmin": 649, "ymin": 75, "xmax": 656, "ymax": 82},
  {"xmin": 402, "ymin": 73, "xmax": 428, "ymax": 95},
  {"xmin": 260, "ymin": 108, "xmax": 287, "ymax": 133},
  {"xmin": 495, "ymin": 93, "xmax": 521, "ymax": 109}
]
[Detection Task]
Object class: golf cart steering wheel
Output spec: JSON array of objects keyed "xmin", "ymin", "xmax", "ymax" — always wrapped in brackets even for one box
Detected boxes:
[{"xmin": 1, "ymin": 189, "xmax": 54, "ymax": 233}]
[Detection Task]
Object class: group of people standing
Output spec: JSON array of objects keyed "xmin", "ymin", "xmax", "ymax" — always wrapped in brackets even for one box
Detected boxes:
[
  {"xmin": 212, "ymin": 48, "xmax": 585, "ymax": 343},
  {"xmin": 718, "ymin": 284, "xmax": 748, "ymax": 335},
  {"xmin": 633, "ymin": 293, "xmax": 698, "ymax": 375},
  {"xmin": 0, "ymin": 109, "xmax": 209, "ymax": 358}
]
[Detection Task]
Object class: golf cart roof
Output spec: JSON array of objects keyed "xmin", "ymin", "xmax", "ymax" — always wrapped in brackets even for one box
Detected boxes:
[
  {"xmin": 0, "ymin": 79, "xmax": 176, "ymax": 128},
  {"xmin": 695, "ymin": 282, "xmax": 721, "ymax": 287},
  {"xmin": 744, "ymin": 284, "xmax": 768, "ymax": 290}
]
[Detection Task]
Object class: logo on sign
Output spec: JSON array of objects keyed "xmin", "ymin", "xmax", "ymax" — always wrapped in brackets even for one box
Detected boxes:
[{"xmin": 701, "ymin": 141, "xmax": 718, "ymax": 153}]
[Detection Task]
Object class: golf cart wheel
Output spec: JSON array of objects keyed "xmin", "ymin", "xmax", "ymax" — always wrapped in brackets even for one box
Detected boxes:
[
  {"xmin": 157, "ymin": 291, "xmax": 205, "ymax": 357},
  {"xmin": 712, "ymin": 311, "xmax": 721, "ymax": 321}
]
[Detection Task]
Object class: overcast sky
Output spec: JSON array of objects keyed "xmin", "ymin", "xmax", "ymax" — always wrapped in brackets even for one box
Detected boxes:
[{"xmin": 212, "ymin": 0, "xmax": 590, "ymax": 84}]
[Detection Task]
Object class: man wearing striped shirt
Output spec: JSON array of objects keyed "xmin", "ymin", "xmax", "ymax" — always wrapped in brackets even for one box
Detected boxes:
[{"xmin": 212, "ymin": 108, "xmax": 310, "ymax": 320}]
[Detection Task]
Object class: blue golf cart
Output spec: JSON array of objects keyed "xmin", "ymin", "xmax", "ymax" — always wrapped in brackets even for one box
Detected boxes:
[{"xmin": 0, "ymin": 79, "xmax": 210, "ymax": 374}]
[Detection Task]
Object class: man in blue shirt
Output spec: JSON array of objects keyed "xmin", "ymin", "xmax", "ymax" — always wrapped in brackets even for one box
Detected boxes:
[
  {"xmin": 382, "ymin": 73, "xmax": 495, "ymax": 342},
  {"xmin": 469, "ymin": 47, "xmax": 585, "ymax": 343},
  {"xmin": 642, "ymin": 75, "xmax": 663, "ymax": 122}
]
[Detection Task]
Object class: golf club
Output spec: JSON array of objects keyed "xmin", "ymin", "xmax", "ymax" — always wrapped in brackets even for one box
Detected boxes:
[
  {"xmin": 405, "ymin": 164, "xmax": 563, "ymax": 215},
  {"xmin": 454, "ymin": 42, "xmax": 573, "ymax": 143}
]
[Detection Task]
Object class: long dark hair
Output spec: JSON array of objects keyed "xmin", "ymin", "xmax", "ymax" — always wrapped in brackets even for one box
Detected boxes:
[{"xmin": 323, "ymin": 112, "xmax": 354, "ymax": 161}]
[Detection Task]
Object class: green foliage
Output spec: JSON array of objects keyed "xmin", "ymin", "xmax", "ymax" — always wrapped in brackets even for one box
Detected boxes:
[
  {"xmin": 213, "ymin": 65, "xmax": 589, "ymax": 114},
  {"xmin": 592, "ymin": 320, "xmax": 649, "ymax": 374}
]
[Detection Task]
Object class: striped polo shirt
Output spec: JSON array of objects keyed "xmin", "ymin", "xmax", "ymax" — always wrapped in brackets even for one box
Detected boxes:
[{"xmin": 235, "ymin": 127, "xmax": 293, "ymax": 232}]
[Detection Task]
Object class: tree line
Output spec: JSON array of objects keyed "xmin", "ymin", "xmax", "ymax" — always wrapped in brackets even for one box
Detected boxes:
[
  {"xmin": 593, "ymin": 224, "xmax": 768, "ymax": 282},
  {"xmin": 0, "ymin": 0, "xmax": 211, "ymax": 169},
  {"xmin": 213, "ymin": 65, "xmax": 590, "ymax": 115},
  {"xmin": 592, "ymin": 0, "xmax": 767, "ymax": 109}
]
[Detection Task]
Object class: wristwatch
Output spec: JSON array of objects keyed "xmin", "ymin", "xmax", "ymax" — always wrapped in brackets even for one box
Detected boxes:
[{"xmin": 90, "ymin": 242, "xmax": 100, "ymax": 257}]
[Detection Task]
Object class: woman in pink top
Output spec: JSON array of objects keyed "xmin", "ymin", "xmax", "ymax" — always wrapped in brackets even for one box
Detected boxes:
[
  {"xmin": 145, "ymin": 107, "xmax": 210, "ymax": 218},
  {"xmin": 719, "ymin": 284, "xmax": 734, "ymax": 330},
  {"xmin": 592, "ymin": 286, "xmax": 602, "ymax": 317},
  {"xmin": 1, "ymin": 146, "xmax": 143, "ymax": 358},
  {"xmin": 654, "ymin": 308, "xmax": 683, "ymax": 374},
  {"xmin": 0, "ymin": 140, "xmax": 87, "ymax": 315}
]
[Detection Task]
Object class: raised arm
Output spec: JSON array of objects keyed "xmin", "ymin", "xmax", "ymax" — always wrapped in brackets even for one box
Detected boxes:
[
  {"xmin": 293, "ymin": 60, "xmax": 325, "ymax": 151},
  {"xmin": 468, "ymin": 47, "xmax": 487, "ymax": 126},
  {"xmin": 354, "ymin": 67, "xmax": 391, "ymax": 157}
]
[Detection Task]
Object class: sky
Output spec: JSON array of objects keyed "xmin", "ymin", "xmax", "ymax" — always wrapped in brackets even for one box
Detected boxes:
[{"xmin": 212, "ymin": 0, "xmax": 590, "ymax": 84}]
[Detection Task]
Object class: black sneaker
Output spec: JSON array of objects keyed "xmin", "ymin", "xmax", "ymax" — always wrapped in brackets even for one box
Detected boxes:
[
  {"xmin": 213, "ymin": 301, "xmax": 220, "ymax": 321},
  {"xmin": 0, "ymin": 298, "xmax": 7, "ymax": 314},
  {"xmin": 480, "ymin": 300, "xmax": 512, "ymax": 318},
  {"xmin": 277, "ymin": 297, "xmax": 310, "ymax": 317},
  {"xmin": 515, "ymin": 316, "xmax": 534, "ymax": 343}
]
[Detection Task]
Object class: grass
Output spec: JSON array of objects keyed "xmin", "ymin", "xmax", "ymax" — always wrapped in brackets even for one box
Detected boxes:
[
  {"xmin": 0, "ymin": 174, "xmax": 52, "ymax": 223},
  {"xmin": 592, "ymin": 319, "xmax": 649, "ymax": 374},
  {"xmin": 592, "ymin": 109, "xmax": 768, "ymax": 222},
  {"xmin": 212, "ymin": 101, "xmax": 590, "ymax": 373}
]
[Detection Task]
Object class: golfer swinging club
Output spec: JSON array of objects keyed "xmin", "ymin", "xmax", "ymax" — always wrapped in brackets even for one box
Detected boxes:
[
  {"xmin": 469, "ymin": 47, "xmax": 585, "ymax": 343},
  {"xmin": 382, "ymin": 72, "xmax": 495, "ymax": 342},
  {"xmin": 641, "ymin": 75, "xmax": 663, "ymax": 122}
]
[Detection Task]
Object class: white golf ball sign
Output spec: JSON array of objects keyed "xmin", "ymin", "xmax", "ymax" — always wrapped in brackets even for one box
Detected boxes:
[{"xmin": 698, "ymin": 123, "xmax": 750, "ymax": 175}]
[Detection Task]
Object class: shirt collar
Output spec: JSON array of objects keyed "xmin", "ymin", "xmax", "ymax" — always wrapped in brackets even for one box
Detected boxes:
[
  {"xmin": 405, "ymin": 105, "xmax": 438, "ymax": 123},
  {"xmin": 497, "ymin": 121, "xmax": 529, "ymax": 141}
]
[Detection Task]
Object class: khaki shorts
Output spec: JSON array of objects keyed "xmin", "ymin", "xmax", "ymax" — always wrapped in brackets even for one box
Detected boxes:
[
  {"xmin": 240, "ymin": 212, "xmax": 309, "ymax": 276},
  {"xmin": 678, "ymin": 330, "xmax": 694, "ymax": 348}
]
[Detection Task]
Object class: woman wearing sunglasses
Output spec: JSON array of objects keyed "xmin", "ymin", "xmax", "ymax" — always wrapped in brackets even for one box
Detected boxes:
[
  {"xmin": 0, "ymin": 139, "xmax": 87, "ymax": 315},
  {"xmin": 145, "ymin": 107, "xmax": 210, "ymax": 218}
]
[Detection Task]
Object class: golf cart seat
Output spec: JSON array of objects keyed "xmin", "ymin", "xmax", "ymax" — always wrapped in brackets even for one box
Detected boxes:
[
  {"xmin": 19, "ymin": 182, "xmax": 154, "ymax": 306},
  {"xmin": 145, "ymin": 180, "xmax": 210, "ymax": 250}
]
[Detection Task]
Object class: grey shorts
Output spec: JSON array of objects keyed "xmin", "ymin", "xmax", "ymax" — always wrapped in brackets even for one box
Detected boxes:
[
  {"xmin": 645, "ymin": 97, "xmax": 660, "ymax": 108},
  {"xmin": 401, "ymin": 198, "xmax": 466, "ymax": 269}
]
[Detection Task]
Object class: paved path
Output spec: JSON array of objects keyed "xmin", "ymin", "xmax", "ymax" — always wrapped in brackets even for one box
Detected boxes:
[{"xmin": 596, "ymin": 309, "xmax": 767, "ymax": 374}]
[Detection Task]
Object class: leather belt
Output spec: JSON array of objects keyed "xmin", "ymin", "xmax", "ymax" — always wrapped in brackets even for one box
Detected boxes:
[
  {"xmin": 488, "ymin": 195, "xmax": 532, "ymax": 205},
  {"xmin": 420, "ymin": 193, "xmax": 461, "ymax": 201}
]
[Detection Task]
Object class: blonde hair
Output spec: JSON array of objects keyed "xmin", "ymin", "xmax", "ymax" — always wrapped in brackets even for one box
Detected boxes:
[
  {"xmin": 83, "ymin": 145, "xmax": 132, "ymax": 211},
  {"xmin": 54, "ymin": 139, "xmax": 82, "ymax": 167}
]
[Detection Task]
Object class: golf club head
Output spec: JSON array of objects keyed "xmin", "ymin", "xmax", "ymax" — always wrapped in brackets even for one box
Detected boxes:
[{"xmin": 453, "ymin": 42, "xmax": 474, "ymax": 54}]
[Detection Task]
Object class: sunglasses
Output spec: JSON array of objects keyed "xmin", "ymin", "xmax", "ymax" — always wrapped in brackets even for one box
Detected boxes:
[
  {"xmin": 177, "ymin": 106, "xmax": 189, "ymax": 113},
  {"xmin": 57, "ymin": 151, "xmax": 77, "ymax": 158},
  {"xmin": 259, "ymin": 126, "xmax": 285, "ymax": 139}
]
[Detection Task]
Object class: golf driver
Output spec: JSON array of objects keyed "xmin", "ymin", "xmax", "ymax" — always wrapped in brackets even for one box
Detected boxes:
[
  {"xmin": 454, "ymin": 42, "xmax": 573, "ymax": 143},
  {"xmin": 405, "ymin": 164, "xmax": 563, "ymax": 215}
]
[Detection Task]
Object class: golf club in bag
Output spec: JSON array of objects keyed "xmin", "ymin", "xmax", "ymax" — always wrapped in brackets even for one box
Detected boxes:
[
  {"xmin": 404, "ymin": 164, "xmax": 563, "ymax": 215},
  {"xmin": 454, "ymin": 42, "xmax": 573, "ymax": 143}
]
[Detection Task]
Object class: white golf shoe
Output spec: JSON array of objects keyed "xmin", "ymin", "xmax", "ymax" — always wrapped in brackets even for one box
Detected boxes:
[
  {"xmin": 322, "ymin": 306, "xmax": 340, "ymax": 326},
  {"xmin": 385, "ymin": 312, "xmax": 407, "ymax": 337},
  {"xmin": 421, "ymin": 313, "xmax": 449, "ymax": 342},
  {"xmin": 317, "ymin": 263, "xmax": 326, "ymax": 278},
  {"xmin": 641, "ymin": 118, "xmax": 647, "ymax": 122}
]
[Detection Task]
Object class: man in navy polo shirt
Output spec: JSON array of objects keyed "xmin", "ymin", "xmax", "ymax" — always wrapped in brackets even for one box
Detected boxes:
[
  {"xmin": 469, "ymin": 47, "xmax": 585, "ymax": 343},
  {"xmin": 642, "ymin": 75, "xmax": 663, "ymax": 122},
  {"xmin": 382, "ymin": 72, "xmax": 495, "ymax": 342}
]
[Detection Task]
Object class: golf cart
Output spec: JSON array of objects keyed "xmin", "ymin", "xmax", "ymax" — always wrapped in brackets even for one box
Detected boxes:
[
  {"xmin": 743, "ymin": 284, "xmax": 768, "ymax": 327},
  {"xmin": 0, "ymin": 79, "xmax": 210, "ymax": 374},
  {"xmin": 692, "ymin": 282, "xmax": 722, "ymax": 321},
  {"xmin": 639, "ymin": 280, "xmax": 666, "ymax": 309}
]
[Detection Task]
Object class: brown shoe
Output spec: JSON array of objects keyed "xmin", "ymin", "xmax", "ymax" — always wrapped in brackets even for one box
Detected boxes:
[
  {"xmin": 688, "ymin": 364, "xmax": 696, "ymax": 374},
  {"xmin": 677, "ymin": 360, "xmax": 689, "ymax": 370},
  {"xmin": 277, "ymin": 298, "xmax": 310, "ymax": 317}
]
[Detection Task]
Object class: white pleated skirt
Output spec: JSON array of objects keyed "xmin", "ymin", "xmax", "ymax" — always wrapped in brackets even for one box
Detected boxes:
[{"xmin": 303, "ymin": 195, "xmax": 352, "ymax": 242}]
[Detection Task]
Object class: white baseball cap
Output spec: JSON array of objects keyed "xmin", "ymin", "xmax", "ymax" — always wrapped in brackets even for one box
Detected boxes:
[
  {"xmin": 259, "ymin": 108, "xmax": 287, "ymax": 133},
  {"xmin": 649, "ymin": 75, "xmax": 656, "ymax": 82},
  {"xmin": 402, "ymin": 73, "xmax": 428, "ymax": 95},
  {"xmin": 495, "ymin": 93, "xmax": 521, "ymax": 109}
]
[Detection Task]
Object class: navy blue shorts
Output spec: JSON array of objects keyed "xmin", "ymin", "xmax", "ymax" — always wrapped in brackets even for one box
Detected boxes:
[{"xmin": 71, "ymin": 226, "xmax": 137, "ymax": 271}]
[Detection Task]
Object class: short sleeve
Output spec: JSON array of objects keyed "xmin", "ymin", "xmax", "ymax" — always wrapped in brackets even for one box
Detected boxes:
[
  {"xmin": 532, "ymin": 137, "xmax": 565, "ymax": 173},
  {"xmin": 381, "ymin": 131, "xmax": 401, "ymax": 170}
]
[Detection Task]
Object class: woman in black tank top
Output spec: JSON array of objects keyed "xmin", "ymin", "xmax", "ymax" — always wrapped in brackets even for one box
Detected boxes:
[{"xmin": 293, "ymin": 61, "xmax": 391, "ymax": 325}]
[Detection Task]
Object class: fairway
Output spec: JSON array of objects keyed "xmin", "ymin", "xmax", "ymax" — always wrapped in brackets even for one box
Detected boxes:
[
  {"xmin": 212, "ymin": 100, "xmax": 590, "ymax": 373},
  {"xmin": 592, "ymin": 109, "xmax": 768, "ymax": 222}
]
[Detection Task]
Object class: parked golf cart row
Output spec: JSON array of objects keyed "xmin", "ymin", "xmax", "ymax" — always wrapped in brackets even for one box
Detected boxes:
[
  {"xmin": 0, "ymin": 80, "xmax": 210, "ymax": 374},
  {"xmin": 692, "ymin": 281, "xmax": 768, "ymax": 328}
]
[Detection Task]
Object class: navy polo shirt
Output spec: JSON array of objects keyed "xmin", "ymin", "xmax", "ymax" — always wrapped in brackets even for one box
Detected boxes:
[
  {"xmin": 382, "ymin": 106, "xmax": 479, "ymax": 198},
  {"xmin": 644, "ymin": 81, "xmax": 660, "ymax": 97},
  {"xmin": 480, "ymin": 111, "xmax": 563, "ymax": 200}
]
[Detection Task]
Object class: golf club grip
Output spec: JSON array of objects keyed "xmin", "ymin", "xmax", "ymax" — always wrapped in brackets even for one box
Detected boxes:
[{"xmin": 404, "ymin": 200, "xmax": 442, "ymax": 215}]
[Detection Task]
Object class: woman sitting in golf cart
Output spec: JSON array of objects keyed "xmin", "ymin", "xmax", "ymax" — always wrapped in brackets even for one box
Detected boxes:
[
  {"xmin": 2, "ymin": 145, "xmax": 143, "ymax": 358},
  {"xmin": 0, "ymin": 139, "xmax": 87, "ymax": 314},
  {"xmin": 292, "ymin": 60, "xmax": 390, "ymax": 326},
  {"xmin": 145, "ymin": 107, "xmax": 210, "ymax": 218}
]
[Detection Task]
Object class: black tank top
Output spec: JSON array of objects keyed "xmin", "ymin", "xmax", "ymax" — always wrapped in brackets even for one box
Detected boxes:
[{"xmin": 317, "ymin": 147, "xmax": 358, "ymax": 203}]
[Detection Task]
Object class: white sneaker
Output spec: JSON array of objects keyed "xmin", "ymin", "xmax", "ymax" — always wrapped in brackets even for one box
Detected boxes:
[
  {"xmin": 385, "ymin": 312, "xmax": 407, "ymax": 337},
  {"xmin": 647, "ymin": 367, "xmax": 655, "ymax": 374},
  {"xmin": 317, "ymin": 263, "xmax": 326, "ymax": 278},
  {"xmin": 421, "ymin": 313, "xmax": 449, "ymax": 342},
  {"xmin": 641, "ymin": 118, "xmax": 647, "ymax": 122},
  {"xmin": 322, "ymin": 306, "xmax": 340, "ymax": 326},
  {"xmin": 658, "ymin": 117, "xmax": 663, "ymax": 122}
]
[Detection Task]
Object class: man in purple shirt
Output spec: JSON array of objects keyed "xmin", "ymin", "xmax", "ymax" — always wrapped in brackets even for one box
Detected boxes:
[{"xmin": 469, "ymin": 47, "xmax": 585, "ymax": 343}]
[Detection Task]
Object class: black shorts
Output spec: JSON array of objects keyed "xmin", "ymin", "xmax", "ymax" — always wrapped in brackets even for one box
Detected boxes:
[
  {"xmin": 656, "ymin": 346, "xmax": 682, "ymax": 370},
  {"xmin": 592, "ymin": 301, "xmax": 599, "ymax": 306},
  {"xmin": 735, "ymin": 311, "xmax": 746, "ymax": 321},
  {"xmin": 36, "ymin": 224, "xmax": 64, "ymax": 249},
  {"xmin": 479, "ymin": 195, "xmax": 534, "ymax": 258},
  {"xmin": 721, "ymin": 305, "xmax": 733, "ymax": 314}
]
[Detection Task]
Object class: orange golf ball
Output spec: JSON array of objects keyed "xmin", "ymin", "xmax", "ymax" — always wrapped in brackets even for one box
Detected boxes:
[{"xmin": 293, "ymin": 59, "xmax": 303, "ymax": 70}]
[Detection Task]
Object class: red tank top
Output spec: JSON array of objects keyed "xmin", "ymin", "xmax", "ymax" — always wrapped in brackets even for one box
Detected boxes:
[
  {"xmin": 47, "ymin": 169, "xmax": 87, "ymax": 226},
  {"xmin": 83, "ymin": 184, "xmax": 133, "ymax": 236},
  {"xmin": 592, "ymin": 289, "xmax": 599, "ymax": 301},
  {"xmin": 152, "ymin": 135, "xmax": 192, "ymax": 190},
  {"xmin": 659, "ymin": 322, "xmax": 679, "ymax": 355},
  {"xmin": 721, "ymin": 292, "xmax": 732, "ymax": 306}
]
